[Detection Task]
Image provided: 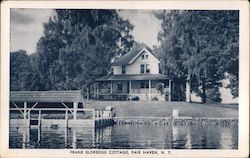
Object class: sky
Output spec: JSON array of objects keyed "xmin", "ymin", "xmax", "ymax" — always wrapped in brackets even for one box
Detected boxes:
[
  {"xmin": 10, "ymin": 9, "xmax": 53, "ymax": 54},
  {"xmin": 10, "ymin": 9, "xmax": 161, "ymax": 54}
]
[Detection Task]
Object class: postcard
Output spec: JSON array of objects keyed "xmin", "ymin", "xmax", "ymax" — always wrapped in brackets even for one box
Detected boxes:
[{"xmin": 1, "ymin": 0, "xmax": 249, "ymax": 157}]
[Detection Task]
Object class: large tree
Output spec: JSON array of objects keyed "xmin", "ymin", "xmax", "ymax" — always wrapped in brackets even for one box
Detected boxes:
[
  {"xmin": 10, "ymin": 50, "xmax": 34, "ymax": 91},
  {"xmin": 32, "ymin": 9, "xmax": 134, "ymax": 93},
  {"xmin": 156, "ymin": 10, "xmax": 239, "ymax": 103}
]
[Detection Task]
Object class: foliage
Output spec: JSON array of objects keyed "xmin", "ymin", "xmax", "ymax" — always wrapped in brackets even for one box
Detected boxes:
[
  {"xmin": 205, "ymin": 86, "xmax": 222, "ymax": 103},
  {"xmin": 10, "ymin": 50, "xmax": 35, "ymax": 91},
  {"xmin": 131, "ymin": 96, "xmax": 140, "ymax": 101},
  {"xmin": 11, "ymin": 9, "xmax": 134, "ymax": 92},
  {"xmin": 151, "ymin": 96, "xmax": 159, "ymax": 101},
  {"xmin": 155, "ymin": 10, "xmax": 239, "ymax": 102},
  {"xmin": 155, "ymin": 82, "xmax": 164, "ymax": 94}
]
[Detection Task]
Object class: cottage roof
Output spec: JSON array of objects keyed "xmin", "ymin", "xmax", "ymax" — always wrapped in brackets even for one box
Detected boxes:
[
  {"xmin": 111, "ymin": 43, "xmax": 157, "ymax": 66},
  {"xmin": 10, "ymin": 90, "xmax": 84, "ymax": 103},
  {"xmin": 95, "ymin": 74, "xmax": 169, "ymax": 81}
]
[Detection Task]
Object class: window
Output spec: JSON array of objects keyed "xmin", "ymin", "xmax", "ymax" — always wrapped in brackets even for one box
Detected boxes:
[
  {"xmin": 141, "ymin": 81, "xmax": 149, "ymax": 88},
  {"xmin": 140, "ymin": 64, "xmax": 145, "ymax": 74},
  {"xmin": 122, "ymin": 65, "xmax": 126, "ymax": 74},
  {"xmin": 146, "ymin": 55, "xmax": 148, "ymax": 59},
  {"xmin": 141, "ymin": 54, "xmax": 145, "ymax": 60},
  {"xmin": 158, "ymin": 63, "xmax": 161, "ymax": 73},
  {"xmin": 141, "ymin": 64, "xmax": 150, "ymax": 74},
  {"xmin": 146, "ymin": 64, "xmax": 150, "ymax": 74},
  {"xmin": 117, "ymin": 82, "xmax": 123, "ymax": 92},
  {"xmin": 111, "ymin": 68, "xmax": 114, "ymax": 74}
]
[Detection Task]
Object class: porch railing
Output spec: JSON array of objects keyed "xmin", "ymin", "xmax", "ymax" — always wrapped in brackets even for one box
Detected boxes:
[
  {"xmin": 99, "ymin": 88, "xmax": 170, "ymax": 95},
  {"xmin": 99, "ymin": 89, "xmax": 111, "ymax": 94},
  {"xmin": 130, "ymin": 88, "xmax": 160, "ymax": 94}
]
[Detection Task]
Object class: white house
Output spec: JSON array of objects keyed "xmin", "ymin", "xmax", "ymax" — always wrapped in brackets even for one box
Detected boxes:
[{"xmin": 94, "ymin": 43, "xmax": 172, "ymax": 101}]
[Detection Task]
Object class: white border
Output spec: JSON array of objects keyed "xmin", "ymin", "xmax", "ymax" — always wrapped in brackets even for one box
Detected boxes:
[{"xmin": 1, "ymin": 1, "xmax": 249, "ymax": 158}]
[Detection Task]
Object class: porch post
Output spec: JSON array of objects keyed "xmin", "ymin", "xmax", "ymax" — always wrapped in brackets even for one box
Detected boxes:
[
  {"xmin": 149, "ymin": 80, "xmax": 151, "ymax": 100},
  {"xmin": 169, "ymin": 80, "xmax": 172, "ymax": 101},
  {"xmin": 110, "ymin": 80, "xmax": 113, "ymax": 94},
  {"xmin": 129, "ymin": 80, "xmax": 131, "ymax": 94},
  {"xmin": 24, "ymin": 102, "xmax": 27, "ymax": 120},
  {"xmin": 73, "ymin": 102, "xmax": 77, "ymax": 120},
  {"xmin": 94, "ymin": 83, "xmax": 96, "ymax": 97},
  {"xmin": 97, "ymin": 82, "xmax": 99, "ymax": 98}
]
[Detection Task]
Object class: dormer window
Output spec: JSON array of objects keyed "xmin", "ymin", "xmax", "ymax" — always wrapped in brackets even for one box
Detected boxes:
[{"xmin": 122, "ymin": 65, "xmax": 126, "ymax": 74}]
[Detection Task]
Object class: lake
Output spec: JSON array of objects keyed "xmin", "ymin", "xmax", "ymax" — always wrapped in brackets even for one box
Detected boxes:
[{"xmin": 9, "ymin": 124, "xmax": 238, "ymax": 149}]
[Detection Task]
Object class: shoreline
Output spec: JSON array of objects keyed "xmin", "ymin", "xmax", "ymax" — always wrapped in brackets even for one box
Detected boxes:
[{"xmin": 114, "ymin": 117, "xmax": 238, "ymax": 125}]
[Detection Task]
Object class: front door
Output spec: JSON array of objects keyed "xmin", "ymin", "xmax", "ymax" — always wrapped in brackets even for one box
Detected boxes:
[
  {"xmin": 127, "ymin": 81, "xmax": 130, "ymax": 93},
  {"xmin": 117, "ymin": 81, "xmax": 123, "ymax": 93}
]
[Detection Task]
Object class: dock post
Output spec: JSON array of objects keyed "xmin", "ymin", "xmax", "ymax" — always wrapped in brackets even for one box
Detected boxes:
[
  {"xmin": 65, "ymin": 110, "xmax": 68, "ymax": 128},
  {"xmin": 38, "ymin": 109, "xmax": 42, "ymax": 128},
  {"xmin": 38, "ymin": 125, "xmax": 41, "ymax": 143},
  {"xmin": 24, "ymin": 102, "xmax": 27, "ymax": 120},
  {"xmin": 28, "ymin": 112, "xmax": 30, "ymax": 128},
  {"xmin": 172, "ymin": 109, "xmax": 179, "ymax": 118},
  {"xmin": 93, "ymin": 109, "xmax": 95, "ymax": 127},
  {"xmin": 101, "ymin": 110, "xmax": 104, "ymax": 126},
  {"xmin": 65, "ymin": 109, "xmax": 68, "ymax": 147},
  {"xmin": 96, "ymin": 110, "xmax": 99, "ymax": 127},
  {"xmin": 73, "ymin": 102, "xmax": 77, "ymax": 120}
]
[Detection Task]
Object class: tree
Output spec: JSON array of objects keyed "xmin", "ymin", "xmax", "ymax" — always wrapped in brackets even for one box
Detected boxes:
[
  {"xmin": 33, "ymin": 9, "xmax": 134, "ymax": 95},
  {"xmin": 156, "ymin": 10, "xmax": 239, "ymax": 103},
  {"xmin": 10, "ymin": 50, "xmax": 34, "ymax": 90}
]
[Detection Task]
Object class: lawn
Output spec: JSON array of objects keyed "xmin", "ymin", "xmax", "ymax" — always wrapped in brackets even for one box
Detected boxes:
[{"xmin": 86, "ymin": 100, "xmax": 238, "ymax": 118}]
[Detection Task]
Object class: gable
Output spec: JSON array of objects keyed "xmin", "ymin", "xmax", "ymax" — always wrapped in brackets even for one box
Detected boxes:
[
  {"xmin": 128, "ymin": 48, "xmax": 160, "ymax": 65},
  {"xmin": 111, "ymin": 43, "xmax": 159, "ymax": 66}
]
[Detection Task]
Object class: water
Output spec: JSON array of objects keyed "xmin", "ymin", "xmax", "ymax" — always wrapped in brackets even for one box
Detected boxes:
[{"xmin": 9, "ymin": 124, "xmax": 238, "ymax": 149}]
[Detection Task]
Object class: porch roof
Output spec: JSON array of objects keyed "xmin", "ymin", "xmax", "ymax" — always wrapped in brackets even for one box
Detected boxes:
[
  {"xmin": 95, "ymin": 74, "xmax": 169, "ymax": 81},
  {"xmin": 10, "ymin": 90, "xmax": 84, "ymax": 103}
]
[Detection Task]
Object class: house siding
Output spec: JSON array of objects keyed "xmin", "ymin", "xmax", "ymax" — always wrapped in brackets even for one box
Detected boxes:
[
  {"xmin": 113, "ymin": 66, "xmax": 121, "ymax": 74},
  {"xmin": 112, "ymin": 50, "xmax": 160, "ymax": 75}
]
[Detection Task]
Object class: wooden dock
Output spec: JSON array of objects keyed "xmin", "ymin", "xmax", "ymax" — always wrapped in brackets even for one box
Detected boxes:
[
  {"xmin": 9, "ymin": 91, "xmax": 114, "ymax": 129},
  {"xmin": 10, "ymin": 107, "xmax": 114, "ymax": 128}
]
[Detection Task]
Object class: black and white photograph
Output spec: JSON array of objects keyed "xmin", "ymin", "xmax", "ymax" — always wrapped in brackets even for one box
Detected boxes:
[{"xmin": 1, "ymin": 1, "xmax": 249, "ymax": 158}]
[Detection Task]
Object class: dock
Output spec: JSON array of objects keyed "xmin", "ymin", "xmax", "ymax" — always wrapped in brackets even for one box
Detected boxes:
[{"xmin": 9, "ymin": 91, "xmax": 114, "ymax": 129}]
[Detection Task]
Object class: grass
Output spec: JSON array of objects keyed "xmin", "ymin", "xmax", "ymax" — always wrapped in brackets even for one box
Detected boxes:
[{"xmin": 86, "ymin": 100, "xmax": 238, "ymax": 118}]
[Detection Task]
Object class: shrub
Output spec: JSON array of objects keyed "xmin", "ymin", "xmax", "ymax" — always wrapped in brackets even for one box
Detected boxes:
[
  {"xmin": 151, "ymin": 96, "xmax": 159, "ymax": 101},
  {"xmin": 164, "ymin": 91, "xmax": 169, "ymax": 101},
  {"xmin": 156, "ymin": 82, "xmax": 164, "ymax": 94},
  {"xmin": 132, "ymin": 96, "xmax": 140, "ymax": 101}
]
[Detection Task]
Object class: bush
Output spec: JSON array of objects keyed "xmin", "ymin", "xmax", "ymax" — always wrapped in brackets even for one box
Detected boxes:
[
  {"xmin": 164, "ymin": 91, "xmax": 169, "ymax": 101},
  {"xmin": 156, "ymin": 82, "xmax": 164, "ymax": 94},
  {"xmin": 151, "ymin": 96, "xmax": 159, "ymax": 101},
  {"xmin": 132, "ymin": 96, "xmax": 140, "ymax": 101}
]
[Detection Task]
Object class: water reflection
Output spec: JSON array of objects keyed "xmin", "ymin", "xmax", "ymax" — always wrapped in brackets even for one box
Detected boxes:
[{"xmin": 9, "ymin": 124, "xmax": 238, "ymax": 149}]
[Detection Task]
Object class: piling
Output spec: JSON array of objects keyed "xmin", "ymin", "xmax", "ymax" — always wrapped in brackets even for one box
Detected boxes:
[{"xmin": 172, "ymin": 109, "xmax": 179, "ymax": 118}]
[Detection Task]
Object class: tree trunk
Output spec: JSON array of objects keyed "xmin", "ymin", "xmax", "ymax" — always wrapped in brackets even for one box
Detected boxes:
[
  {"xmin": 202, "ymin": 78, "xmax": 206, "ymax": 103},
  {"xmin": 87, "ymin": 85, "xmax": 90, "ymax": 101},
  {"xmin": 185, "ymin": 75, "xmax": 191, "ymax": 103}
]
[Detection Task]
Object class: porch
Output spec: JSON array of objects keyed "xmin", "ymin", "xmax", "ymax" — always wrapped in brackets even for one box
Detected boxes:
[{"xmin": 94, "ymin": 74, "xmax": 172, "ymax": 101}]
